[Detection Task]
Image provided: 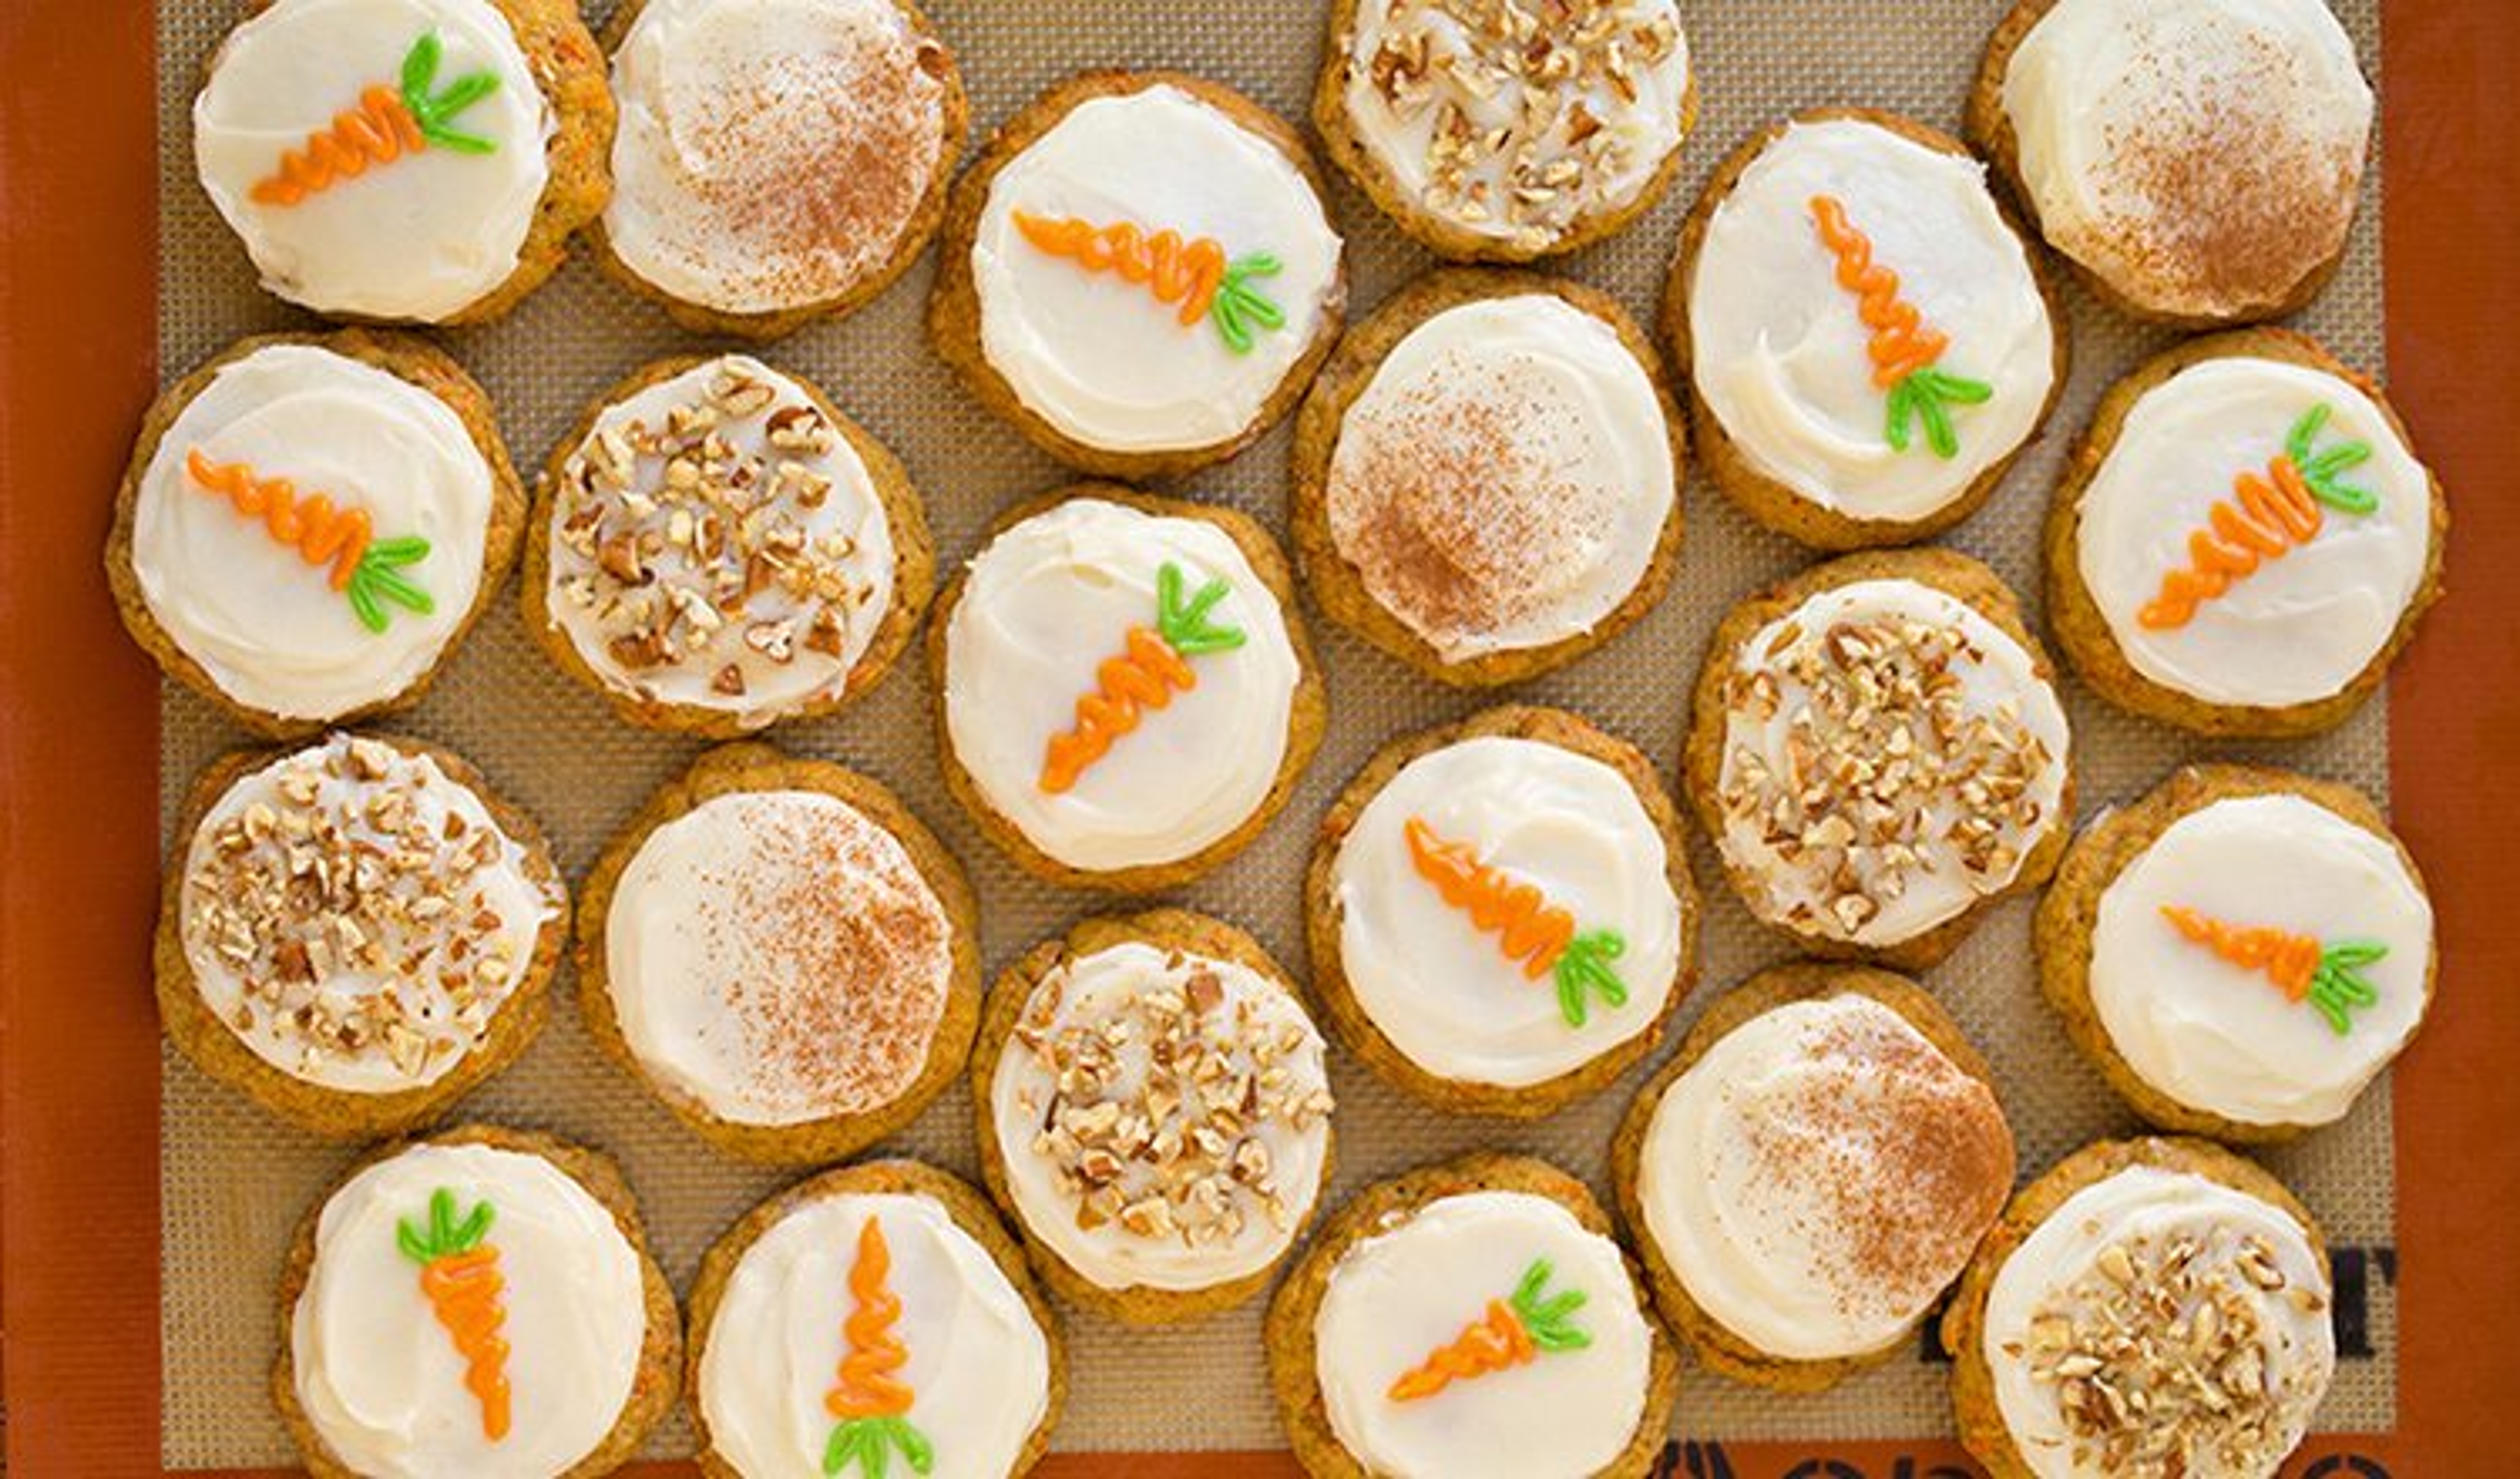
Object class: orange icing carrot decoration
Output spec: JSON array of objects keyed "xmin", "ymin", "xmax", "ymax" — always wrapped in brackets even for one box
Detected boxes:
[
  {"xmin": 1038, "ymin": 562, "xmax": 1244, "ymax": 794},
  {"xmin": 1387, "ymin": 1258, "xmax": 1589, "ymax": 1403},
  {"xmin": 396, "ymin": 1188, "xmax": 511, "ymax": 1442},
  {"xmin": 2160, "ymin": 906, "xmax": 2385, "ymax": 1036},
  {"xmin": 186, "ymin": 450, "xmax": 432, "ymax": 633},
  {"xmin": 251, "ymin": 32, "xmax": 501, "ymax": 207},
  {"xmin": 1808, "ymin": 195, "xmax": 1992, "ymax": 458},
  {"xmin": 1011, "ymin": 212, "xmax": 1286, "ymax": 354},
  {"xmin": 822, "ymin": 1216, "xmax": 934, "ymax": 1478},
  {"xmin": 1404, "ymin": 818, "xmax": 1629, "ymax": 1028},
  {"xmin": 2139, "ymin": 405, "xmax": 2379, "ymax": 630}
]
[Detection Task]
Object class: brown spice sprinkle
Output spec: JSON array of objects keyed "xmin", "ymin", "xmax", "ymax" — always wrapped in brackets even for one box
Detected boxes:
[
  {"xmin": 2015, "ymin": 1222, "xmax": 2332, "ymax": 1474},
  {"xmin": 1362, "ymin": 0, "xmax": 1683, "ymax": 249},
  {"xmin": 1717, "ymin": 607, "xmax": 2055, "ymax": 937},
  {"xmin": 555, "ymin": 360, "xmax": 877, "ymax": 704},
  {"xmin": 1012, "ymin": 951, "xmax": 1334, "ymax": 1251},
  {"xmin": 1736, "ymin": 1009, "xmax": 2013, "ymax": 1327},
  {"xmin": 182, "ymin": 737, "xmax": 528, "ymax": 1081},
  {"xmin": 1330, "ymin": 355, "xmax": 1619, "ymax": 648}
]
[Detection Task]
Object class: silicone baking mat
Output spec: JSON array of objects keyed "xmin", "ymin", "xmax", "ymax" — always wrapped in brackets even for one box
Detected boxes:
[{"xmin": 151, "ymin": 0, "xmax": 2395, "ymax": 1466}]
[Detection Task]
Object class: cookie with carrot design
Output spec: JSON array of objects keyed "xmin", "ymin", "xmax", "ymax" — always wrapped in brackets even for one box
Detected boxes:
[
  {"xmin": 1666, "ymin": 110, "xmax": 2065, "ymax": 550},
  {"xmin": 192, "ymin": 0, "xmax": 612, "ymax": 325},
  {"xmin": 274, "ymin": 1125, "xmax": 681, "ymax": 1478},
  {"xmin": 1307, "ymin": 705, "xmax": 1699, "ymax": 1118},
  {"xmin": 107, "ymin": 332, "xmax": 526, "ymax": 737},
  {"xmin": 931, "ymin": 485, "xmax": 1325, "ymax": 892},
  {"xmin": 156, "ymin": 733, "xmax": 566, "ymax": 1139},
  {"xmin": 2036, "ymin": 763, "xmax": 2437, "ymax": 1142},
  {"xmin": 687, "ymin": 1160, "xmax": 1064, "ymax": 1479},
  {"xmin": 973, "ymin": 911, "xmax": 1337, "ymax": 1323},
  {"xmin": 1267, "ymin": 1154, "xmax": 1677, "ymax": 1479},
  {"xmin": 928, "ymin": 70, "xmax": 1346, "ymax": 480},
  {"xmin": 2044, "ymin": 330, "xmax": 2446, "ymax": 737}
]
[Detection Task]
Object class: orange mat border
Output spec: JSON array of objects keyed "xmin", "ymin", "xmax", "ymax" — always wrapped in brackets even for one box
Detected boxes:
[{"xmin": 3, "ymin": 2, "xmax": 2510, "ymax": 1474}]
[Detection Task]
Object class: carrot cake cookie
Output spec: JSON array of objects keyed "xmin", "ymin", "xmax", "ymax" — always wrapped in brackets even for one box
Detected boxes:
[
  {"xmin": 2038, "ymin": 763, "xmax": 2435, "ymax": 1142},
  {"xmin": 579, "ymin": 745, "xmax": 979, "ymax": 1166},
  {"xmin": 973, "ymin": 911, "xmax": 1337, "ymax": 1323},
  {"xmin": 108, "ymin": 332, "xmax": 524, "ymax": 737},
  {"xmin": 526, "ymin": 353, "xmax": 932, "ymax": 735},
  {"xmin": 2046, "ymin": 331, "xmax": 2445, "ymax": 737},
  {"xmin": 192, "ymin": 0, "xmax": 611, "ymax": 324},
  {"xmin": 598, "ymin": 0, "xmax": 965, "ymax": 337},
  {"xmin": 929, "ymin": 71, "xmax": 1346, "ymax": 479},
  {"xmin": 1292, "ymin": 270, "xmax": 1683, "ymax": 686},
  {"xmin": 1671, "ymin": 111, "xmax": 2063, "ymax": 549},
  {"xmin": 1687, "ymin": 550, "xmax": 2074, "ymax": 968},
  {"xmin": 1314, "ymin": 0, "xmax": 1694, "ymax": 261}
]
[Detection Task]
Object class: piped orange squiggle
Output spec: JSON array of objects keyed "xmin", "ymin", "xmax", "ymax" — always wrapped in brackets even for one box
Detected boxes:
[
  {"xmin": 1040, "ymin": 627, "xmax": 1197, "ymax": 794},
  {"xmin": 825, "ymin": 1216, "xmax": 915, "ymax": 1421},
  {"xmin": 421, "ymin": 1248, "xmax": 513, "ymax": 1440},
  {"xmin": 1015, "ymin": 213, "xmax": 1227, "ymax": 327},
  {"xmin": 1404, "ymin": 818, "xmax": 1574, "ymax": 982},
  {"xmin": 1809, "ymin": 196, "xmax": 1948, "ymax": 388},
  {"xmin": 186, "ymin": 449, "xmax": 373, "ymax": 590},
  {"xmin": 253, "ymin": 86, "xmax": 424, "ymax": 206},
  {"xmin": 2160, "ymin": 906, "xmax": 2322, "ymax": 1001},
  {"xmin": 1389, "ymin": 1300, "xmax": 1534, "ymax": 1402},
  {"xmin": 2139, "ymin": 456, "xmax": 2324, "ymax": 629}
]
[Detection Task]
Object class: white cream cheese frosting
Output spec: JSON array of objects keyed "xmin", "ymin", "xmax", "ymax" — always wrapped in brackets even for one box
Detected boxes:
[
  {"xmin": 194, "ymin": 0, "xmax": 554, "ymax": 322},
  {"xmin": 1713, "ymin": 578, "xmax": 2071, "ymax": 946},
  {"xmin": 606, "ymin": 0, "xmax": 952, "ymax": 316},
  {"xmin": 1337, "ymin": 0, "xmax": 1690, "ymax": 252},
  {"xmin": 604, "ymin": 788, "xmax": 952, "ymax": 1127},
  {"xmin": 2074, "ymin": 357, "xmax": 2432, "ymax": 710},
  {"xmin": 2090, "ymin": 793, "xmax": 2431, "ymax": 1128},
  {"xmin": 1636, "ymin": 993, "xmax": 2013, "ymax": 1361},
  {"xmin": 1324, "ymin": 294, "xmax": 1675, "ymax": 661},
  {"xmin": 990, "ymin": 939, "xmax": 1335, "ymax": 1292},
  {"xmin": 942, "ymin": 498, "xmax": 1303, "ymax": 872},
  {"xmin": 971, "ymin": 83, "xmax": 1342, "ymax": 454},
  {"xmin": 543, "ymin": 354, "xmax": 899, "ymax": 727},
  {"xmin": 699, "ymin": 1191, "xmax": 1052, "ymax": 1479},
  {"xmin": 1330, "ymin": 736, "xmax": 1683, "ymax": 1087},
  {"xmin": 181, "ymin": 735, "xmax": 557, "ymax": 1093},
  {"xmin": 1689, "ymin": 118, "xmax": 2057, "ymax": 523},
  {"xmin": 133, "ymin": 343, "xmax": 496, "ymax": 723},
  {"xmin": 291, "ymin": 1141, "xmax": 648, "ymax": 1478},
  {"xmin": 2000, "ymin": 0, "xmax": 2372, "ymax": 320},
  {"xmin": 1313, "ymin": 1190, "xmax": 1654, "ymax": 1479},
  {"xmin": 1982, "ymin": 1165, "xmax": 2335, "ymax": 1478}
]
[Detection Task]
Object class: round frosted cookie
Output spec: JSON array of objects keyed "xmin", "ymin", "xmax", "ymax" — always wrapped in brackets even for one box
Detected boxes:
[
  {"xmin": 2045, "ymin": 331, "xmax": 2446, "ymax": 738},
  {"xmin": 274, "ymin": 1125, "xmax": 681, "ymax": 1479},
  {"xmin": 524, "ymin": 354, "xmax": 933, "ymax": 736},
  {"xmin": 1313, "ymin": 0, "xmax": 1694, "ymax": 261},
  {"xmin": 192, "ymin": 0, "xmax": 612, "ymax": 325},
  {"xmin": 1969, "ymin": 0, "xmax": 2373, "ymax": 326},
  {"xmin": 1611, "ymin": 964, "xmax": 2015, "ymax": 1392},
  {"xmin": 578, "ymin": 744, "xmax": 980, "ymax": 1166},
  {"xmin": 1685, "ymin": 549, "xmax": 2074, "ymax": 969},
  {"xmin": 971, "ymin": 911, "xmax": 1337, "ymax": 1324},
  {"xmin": 596, "ymin": 0, "xmax": 965, "ymax": 339},
  {"xmin": 1290, "ymin": 270, "xmax": 1684, "ymax": 686},
  {"xmin": 1307, "ymin": 705, "xmax": 1698, "ymax": 1117},
  {"xmin": 1669, "ymin": 110, "xmax": 2065, "ymax": 550},
  {"xmin": 686, "ymin": 1160, "xmax": 1064, "ymax": 1479},
  {"xmin": 1266, "ymin": 1155, "xmax": 1678, "ymax": 1479},
  {"xmin": 2036, "ymin": 764, "xmax": 2434, "ymax": 1143},
  {"xmin": 1945, "ymin": 1138, "xmax": 2336, "ymax": 1478},
  {"xmin": 931, "ymin": 486, "xmax": 1326, "ymax": 892},
  {"xmin": 107, "ymin": 332, "xmax": 526, "ymax": 737},
  {"xmin": 157, "ymin": 733, "xmax": 565, "ymax": 1139},
  {"xmin": 927, "ymin": 70, "xmax": 1347, "ymax": 480}
]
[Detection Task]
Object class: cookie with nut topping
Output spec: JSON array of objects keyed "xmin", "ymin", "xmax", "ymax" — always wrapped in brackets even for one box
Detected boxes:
[
  {"xmin": 1684, "ymin": 549, "xmax": 2075, "ymax": 970},
  {"xmin": 524, "ymin": 353, "xmax": 934, "ymax": 737},
  {"xmin": 1314, "ymin": 0, "xmax": 1696, "ymax": 261},
  {"xmin": 971, "ymin": 910, "xmax": 1337, "ymax": 1324},
  {"xmin": 156, "ymin": 732, "xmax": 568, "ymax": 1138}
]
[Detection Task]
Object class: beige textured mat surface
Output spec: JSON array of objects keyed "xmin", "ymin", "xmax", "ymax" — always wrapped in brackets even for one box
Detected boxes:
[{"xmin": 156, "ymin": 0, "xmax": 2393, "ymax": 1464}]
